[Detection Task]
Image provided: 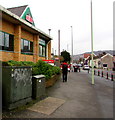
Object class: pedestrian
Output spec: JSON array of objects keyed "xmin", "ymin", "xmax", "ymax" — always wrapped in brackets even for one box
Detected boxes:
[
  {"xmin": 62, "ymin": 62, "xmax": 68, "ymax": 82},
  {"xmin": 68, "ymin": 64, "xmax": 71, "ymax": 72},
  {"xmin": 71, "ymin": 64, "xmax": 74, "ymax": 72}
]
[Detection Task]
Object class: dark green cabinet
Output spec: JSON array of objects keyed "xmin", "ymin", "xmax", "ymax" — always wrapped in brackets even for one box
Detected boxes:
[
  {"xmin": 32, "ymin": 75, "xmax": 46, "ymax": 99},
  {"xmin": 2, "ymin": 66, "xmax": 32, "ymax": 109}
]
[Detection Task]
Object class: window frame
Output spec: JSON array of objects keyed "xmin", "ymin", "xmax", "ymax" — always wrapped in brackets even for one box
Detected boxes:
[
  {"xmin": 0, "ymin": 31, "xmax": 14, "ymax": 51},
  {"xmin": 21, "ymin": 38, "xmax": 33, "ymax": 55},
  {"xmin": 39, "ymin": 38, "xmax": 46, "ymax": 57}
]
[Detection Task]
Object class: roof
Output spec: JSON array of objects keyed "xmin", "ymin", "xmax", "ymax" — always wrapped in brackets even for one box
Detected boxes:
[
  {"xmin": 0, "ymin": 5, "xmax": 52, "ymax": 40},
  {"xmin": 101, "ymin": 53, "xmax": 113, "ymax": 59},
  {"xmin": 7, "ymin": 5, "xmax": 28, "ymax": 17},
  {"xmin": 84, "ymin": 54, "xmax": 91, "ymax": 58}
]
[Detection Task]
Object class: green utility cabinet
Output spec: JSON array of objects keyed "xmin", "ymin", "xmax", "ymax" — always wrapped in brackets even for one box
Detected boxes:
[
  {"xmin": 2, "ymin": 66, "xmax": 32, "ymax": 109},
  {"xmin": 32, "ymin": 75, "xmax": 46, "ymax": 99}
]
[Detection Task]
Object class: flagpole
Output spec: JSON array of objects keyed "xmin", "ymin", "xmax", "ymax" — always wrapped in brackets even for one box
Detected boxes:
[
  {"xmin": 91, "ymin": 0, "xmax": 94, "ymax": 84},
  {"xmin": 71, "ymin": 26, "xmax": 73, "ymax": 64}
]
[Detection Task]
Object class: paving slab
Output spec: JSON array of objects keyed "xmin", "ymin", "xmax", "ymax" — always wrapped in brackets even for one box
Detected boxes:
[{"xmin": 27, "ymin": 97, "xmax": 65, "ymax": 115}]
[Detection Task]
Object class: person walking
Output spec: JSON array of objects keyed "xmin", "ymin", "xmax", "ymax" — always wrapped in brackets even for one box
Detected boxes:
[{"xmin": 62, "ymin": 62, "xmax": 68, "ymax": 82}]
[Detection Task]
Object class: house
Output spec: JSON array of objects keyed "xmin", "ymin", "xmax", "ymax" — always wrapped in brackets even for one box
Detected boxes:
[
  {"xmin": 0, "ymin": 5, "xmax": 52, "ymax": 62},
  {"xmin": 89, "ymin": 53, "xmax": 113, "ymax": 69},
  {"xmin": 84, "ymin": 53, "xmax": 96, "ymax": 66},
  {"xmin": 83, "ymin": 53, "xmax": 91, "ymax": 65},
  {"xmin": 100, "ymin": 53, "xmax": 113, "ymax": 69}
]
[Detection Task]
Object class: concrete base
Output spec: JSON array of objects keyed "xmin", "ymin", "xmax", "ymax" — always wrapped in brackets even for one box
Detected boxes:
[{"xmin": 3, "ymin": 97, "xmax": 32, "ymax": 110}]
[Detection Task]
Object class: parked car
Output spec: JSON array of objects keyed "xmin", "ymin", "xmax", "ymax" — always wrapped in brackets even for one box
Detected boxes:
[
  {"xmin": 83, "ymin": 65, "xmax": 90, "ymax": 70},
  {"xmin": 73, "ymin": 64, "xmax": 80, "ymax": 72}
]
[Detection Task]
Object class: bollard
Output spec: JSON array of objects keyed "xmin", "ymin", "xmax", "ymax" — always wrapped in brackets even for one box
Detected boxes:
[
  {"xmin": 94, "ymin": 70, "xmax": 95, "ymax": 75},
  {"xmin": 106, "ymin": 72, "xmax": 108, "ymax": 79},
  {"xmin": 111, "ymin": 74, "xmax": 113, "ymax": 81},
  {"xmin": 102, "ymin": 71, "xmax": 103, "ymax": 77},
  {"xmin": 98, "ymin": 70, "xmax": 100, "ymax": 76}
]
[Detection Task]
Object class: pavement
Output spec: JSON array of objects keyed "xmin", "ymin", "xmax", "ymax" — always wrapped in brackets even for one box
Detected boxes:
[{"xmin": 2, "ymin": 70, "xmax": 114, "ymax": 119}]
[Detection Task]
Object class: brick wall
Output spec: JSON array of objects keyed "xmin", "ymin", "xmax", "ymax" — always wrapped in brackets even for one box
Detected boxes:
[
  {"xmin": 14, "ymin": 25, "xmax": 21, "ymax": 61},
  {"xmin": 2, "ymin": 20, "xmax": 14, "ymax": 35},
  {"xmin": 48, "ymin": 41, "xmax": 51, "ymax": 59},
  {"xmin": 20, "ymin": 54, "xmax": 33, "ymax": 62},
  {"xmin": 0, "ymin": 51, "xmax": 14, "ymax": 61},
  {"xmin": 21, "ymin": 29, "xmax": 33, "ymax": 42},
  {"xmin": 1, "ymin": 19, "xmax": 51, "ymax": 62}
]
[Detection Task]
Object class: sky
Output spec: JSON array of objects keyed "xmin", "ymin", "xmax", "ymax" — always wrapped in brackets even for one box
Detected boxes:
[{"xmin": 0, "ymin": 0, "xmax": 114, "ymax": 55}]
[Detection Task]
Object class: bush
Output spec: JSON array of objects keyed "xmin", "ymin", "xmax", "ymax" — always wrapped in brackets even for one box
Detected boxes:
[
  {"xmin": 33, "ymin": 60, "xmax": 61, "ymax": 80},
  {"xmin": 2, "ymin": 60, "xmax": 61, "ymax": 80}
]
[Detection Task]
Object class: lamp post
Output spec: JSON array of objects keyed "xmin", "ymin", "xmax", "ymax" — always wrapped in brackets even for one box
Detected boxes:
[
  {"xmin": 71, "ymin": 26, "xmax": 73, "ymax": 64},
  {"xmin": 48, "ymin": 29, "xmax": 51, "ymax": 36},
  {"xmin": 91, "ymin": 0, "xmax": 94, "ymax": 85},
  {"xmin": 58, "ymin": 30, "xmax": 60, "ymax": 57}
]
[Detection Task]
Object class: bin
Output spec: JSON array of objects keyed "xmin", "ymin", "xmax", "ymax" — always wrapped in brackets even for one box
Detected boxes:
[
  {"xmin": 2, "ymin": 66, "xmax": 32, "ymax": 109},
  {"xmin": 32, "ymin": 75, "xmax": 46, "ymax": 99}
]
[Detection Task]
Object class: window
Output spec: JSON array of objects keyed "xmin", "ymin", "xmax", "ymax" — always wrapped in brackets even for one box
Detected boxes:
[
  {"xmin": 39, "ymin": 45, "xmax": 42, "ymax": 56},
  {"xmin": 21, "ymin": 38, "xmax": 33, "ymax": 55},
  {"xmin": 0, "ymin": 31, "xmax": 14, "ymax": 51},
  {"xmin": 39, "ymin": 38, "xmax": 46, "ymax": 57},
  {"xmin": 42, "ymin": 46, "xmax": 45, "ymax": 56},
  {"xmin": 103, "ymin": 63, "xmax": 107, "ymax": 68}
]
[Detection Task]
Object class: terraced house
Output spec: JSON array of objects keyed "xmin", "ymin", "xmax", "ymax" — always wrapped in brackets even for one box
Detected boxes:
[{"xmin": 0, "ymin": 5, "xmax": 52, "ymax": 62}]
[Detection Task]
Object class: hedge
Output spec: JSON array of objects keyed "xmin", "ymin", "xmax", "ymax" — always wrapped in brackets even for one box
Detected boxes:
[{"xmin": 2, "ymin": 60, "xmax": 61, "ymax": 80}]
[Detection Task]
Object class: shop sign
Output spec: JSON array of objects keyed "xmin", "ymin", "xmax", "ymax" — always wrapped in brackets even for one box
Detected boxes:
[
  {"xmin": 39, "ymin": 39, "xmax": 46, "ymax": 46},
  {"xmin": 42, "ymin": 60, "xmax": 54, "ymax": 66},
  {"xmin": 26, "ymin": 14, "xmax": 33, "ymax": 23}
]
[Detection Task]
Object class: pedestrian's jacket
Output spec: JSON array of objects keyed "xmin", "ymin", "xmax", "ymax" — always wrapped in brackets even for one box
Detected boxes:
[{"xmin": 62, "ymin": 63, "xmax": 68, "ymax": 74}]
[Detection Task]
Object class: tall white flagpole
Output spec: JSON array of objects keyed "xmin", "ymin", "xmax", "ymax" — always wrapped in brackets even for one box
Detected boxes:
[
  {"xmin": 71, "ymin": 26, "xmax": 73, "ymax": 64},
  {"xmin": 91, "ymin": 0, "xmax": 94, "ymax": 84}
]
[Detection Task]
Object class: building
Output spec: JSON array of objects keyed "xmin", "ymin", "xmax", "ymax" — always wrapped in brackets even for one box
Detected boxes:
[
  {"xmin": 0, "ymin": 5, "xmax": 52, "ymax": 62},
  {"xmin": 83, "ymin": 53, "xmax": 96, "ymax": 65},
  {"xmin": 101, "ymin": 53, "xmax": 113, "ymax": 69},
  {"xmin": 89, "ymin": 53, "xmax": 113, "ymax": 69}
]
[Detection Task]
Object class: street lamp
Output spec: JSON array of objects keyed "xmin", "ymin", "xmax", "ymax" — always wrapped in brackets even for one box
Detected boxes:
[
  {"xmin": 91, "ymin": 0, "xmax": 94, "ymax": 85},
  {"xmin": 48, "ymin": 29, "xmax": 51, "ymax": 36},
  {"xmin": 71, "ymin": 26, "xmax": 73, "ymax": 64}
]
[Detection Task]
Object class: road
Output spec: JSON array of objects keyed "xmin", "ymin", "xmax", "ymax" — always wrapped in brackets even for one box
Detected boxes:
[{"xmin": 2, "ymin": 70, "xmax": 114, "ymax": 119}]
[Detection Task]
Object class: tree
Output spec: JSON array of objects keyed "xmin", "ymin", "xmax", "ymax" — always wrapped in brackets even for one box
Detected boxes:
[{"xmin": 61, "ymin": 50, "xmax": 71, "ymax": 63}]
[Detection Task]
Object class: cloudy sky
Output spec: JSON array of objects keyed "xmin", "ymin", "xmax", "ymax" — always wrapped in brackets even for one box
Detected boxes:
[{"xmin": 0, "ymin": 0, "xmax": 114, "ymax": 55}]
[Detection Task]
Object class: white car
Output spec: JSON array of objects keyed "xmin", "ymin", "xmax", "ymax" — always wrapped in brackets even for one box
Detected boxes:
[{"xmin": 83, "ymin": 65, "xmax": 90, "ymax": 70}]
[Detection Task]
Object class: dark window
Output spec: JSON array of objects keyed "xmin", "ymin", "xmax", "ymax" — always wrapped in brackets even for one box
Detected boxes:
[
  {"xmin": 0, "ymin": 31, "xmax": 14, "ymax": 51},
  {"xmin": 21, "ymin": 38, "xmax": 33, "ymax": 55},
  {"xmin": 103, "ymin": 64, "xmax": 107, "ymax": 68}
]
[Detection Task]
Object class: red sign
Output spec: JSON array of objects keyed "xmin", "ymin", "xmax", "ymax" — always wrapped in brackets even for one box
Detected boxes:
[
  {"xmin": 42, "ymin": 60, "xmax": 54, "ymax": 63},
  {"xmin": 26, "ymin": 15, "xmax": 33, "ymax": 23}
]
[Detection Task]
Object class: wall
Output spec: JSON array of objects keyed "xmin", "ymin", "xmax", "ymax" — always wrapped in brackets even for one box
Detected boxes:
[
  {"xmin": 0, "ymin": 51, "xmax": 14, "ymax": 61},
  {"xmin": 48, "ymin": 41, "xmax": 51, "ymax": 59},
  {"xmin": 1, "ymin": 19, "xmax": 51, "ymax": 62},
  {"xmin": 21, "ymin": 29, "xmax": 33, "ymax": 42},
  {"xmin": 2, "ymin": 20, "xmax": 14, "ymax": 35},
  {"xmin": 101, "ymin": 55, "xmax": 113, "ymax": 69},
  {"xmin": 20, "ymin": 54, "xmax": 34, "ymax": 62}
]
